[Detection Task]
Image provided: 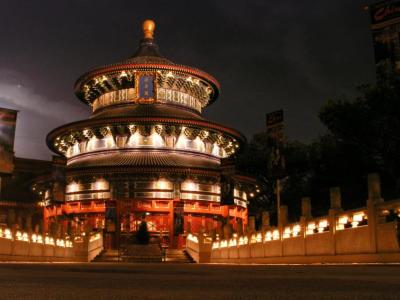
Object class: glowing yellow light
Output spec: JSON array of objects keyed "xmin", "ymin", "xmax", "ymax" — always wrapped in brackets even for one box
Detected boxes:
[
  {"xmin": 338, "ymin": 216, "xmax": 348, "ymax": 226},
  {"xmin": 337, "ymin": 224, "xmax": 345, "ymax": 230},
  {"xmin": 306, "ymin": 222, "xmax": 316, "ymax": 235},
  {"xmin": 353, "ymin": 212, "xmax": 364, "ymax": 222},
  {"xmin": 229, "ymin": 238, "xmax": 237, "ymax": 247},
  {"xmin": 4, "ymin": 229, "xmax": 12, "ymax": 239},
  {"xmin": 283, "ymin": 227, "xmax": 291, "ymax": 239},
  {"xmin": 212, "ymin": 143, "xmax": 220, "ymax": 156},
  {"xmin": 318, "ymin": 220, "xmax": 328, "ymax": 233},
  {"xmin": 219, "ymin": 240, "xmax": 228, "ymax": 248},
  {"xmin": 22, "ymin": 232, "xmax": 29, "ymax": 242},
  {"xmin": 93, "ymin": 178, "xmax": 108, "ymax": 190},
  {"xmin": 183, "ymin": 180, "xmax": 197, "ymax": 192},
  {"xmin": 67, "ymin": 182, "xmax": 80, "ymax": 193},
  {"xmin": 45, "ymin": 236, "xmax": 55, "ymax": 245},
  {"xmin": 265, "ymin": 231, "xmax": 272, "ymax": 242},
  {"xmin": 256, "ymin": 233, "xmax": 262, "ymax": 243},
  {"xmin": 292, "ymin": 225, "xmax": 301, "ymax": 237},
  {"xmin": 187, "ymin": 234, "xmax": 198, "ymax": 243},
  {"xmin": 56, "ymin": 239, "xmax": 66, "ymax": 247},
  {"xmin": 272, "ymin": 229, "xmax": 280, "ymax": 240}
]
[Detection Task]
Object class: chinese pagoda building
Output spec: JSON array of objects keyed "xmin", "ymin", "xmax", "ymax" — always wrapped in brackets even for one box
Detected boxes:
[{"xmin": 42, "ymin": 20, "xmax": 257, "ymax": 248}]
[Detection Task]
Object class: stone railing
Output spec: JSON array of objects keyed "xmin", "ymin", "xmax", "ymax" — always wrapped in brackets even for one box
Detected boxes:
[
  {"xmin": 0, "ymin": 228, "xmax": 103, "ymax": 262},
  {"xmin": 186, "ymin": 233, "xmax": 212, "ymax": 263},
  {"xmin": 187, "ymin": 174, "xmax": 400, "ymax": 264}
]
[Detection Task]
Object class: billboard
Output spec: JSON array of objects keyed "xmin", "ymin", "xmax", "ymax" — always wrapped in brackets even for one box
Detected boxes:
[
  {"xmin": 266, "ymin": 110, "xmax": 285, "ymax": 178},
  {"xmin": 0, "ymin": 108, "xmax": 17, "ymax": 175},
  {"xmin": 266, "ymin": 109, "xmax": 284, "ymax": 144},
  {"xmin": 369, "ymin": 0, "xmax": 400, "ymax": 70}
]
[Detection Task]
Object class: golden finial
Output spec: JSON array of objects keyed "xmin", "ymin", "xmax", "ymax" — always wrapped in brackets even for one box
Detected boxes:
[{"xmin": 142, "ymin": 19, "xmax": 155, "ymax": 39}]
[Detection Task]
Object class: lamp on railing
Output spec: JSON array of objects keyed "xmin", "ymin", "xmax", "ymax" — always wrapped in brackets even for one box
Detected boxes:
[
  {"xmin": 212, "ymin": 241, "xmax": 219, "ymax": 249},
  {"xmin": 352, "ymin": 212, "xmax": 366, "ymax": 227},
  {"xmin": 265, "ymin": 231, "xmax": 272, "ymax": 242},
  {"xmin": 272, "ymin": 229, "xmax": 280, "ymax": 240},
  {"xmin": 306, "ymin": 222, "xmax": 316, "ymax": 235},
  {"xmin": 56, "ymin": 239, "xmax": 66, "ymax": 247},
  {"xmin": 22, "ymin": 232, "xmax": 29, "ymax": 242},
  {"xmin": 337, "ymin": 216, "xmax": 348, "ymax": 230},
  {"xmin": 283, "ymin": 227, "xmax": 291, "ymax": 239},
  {"xmin": 45, "ymin": 236, "xmax": 55, "ymax": 245},
  {"xmin": 292, "ymin": 225, "xmax": 301, "ymax": 237},
  {"xmin": 318, "ymin": 220, "xmax": 328, "ymax": 233},
  {"xmin": 229, "ymin": 238, "xmax": 237, "ymax": 247},
  {"xmin": 219, "ymin": 240, "xmax": 228, "ymax": 248},
  {"xmin": 187, "ymin": 233, "xmax": 198, "ymax": 243}
]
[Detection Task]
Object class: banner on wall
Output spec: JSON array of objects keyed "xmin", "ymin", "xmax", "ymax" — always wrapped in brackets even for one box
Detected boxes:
[{"xmin": 0, "ymin": 108, "xmax": 18, "ymax": 175}]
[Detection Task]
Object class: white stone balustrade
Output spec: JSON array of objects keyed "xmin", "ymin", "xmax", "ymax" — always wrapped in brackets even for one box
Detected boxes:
[{"xmin": 0, "ymin": 228, "xmax": 103, "ymax": 262}]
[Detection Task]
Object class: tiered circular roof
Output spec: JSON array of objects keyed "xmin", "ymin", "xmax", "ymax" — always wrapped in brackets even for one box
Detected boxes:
[
  {"xmin": 74, "ymin": 20, "xmax": 220, "ymax": 108},
  {"xmin": 47, "ymin": 20, "xmax": 245, "ymax": 176}
]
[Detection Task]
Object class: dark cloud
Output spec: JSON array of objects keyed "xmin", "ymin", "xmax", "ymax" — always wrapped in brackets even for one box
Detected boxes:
[{"xmin": 0, "ymin": 0, "xmax": 376, "ymax": 159}]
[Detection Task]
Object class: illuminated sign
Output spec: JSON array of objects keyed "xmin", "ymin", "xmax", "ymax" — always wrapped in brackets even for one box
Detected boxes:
[
  {"xmin": 139, "ymin": 75, "xmax": 155, "ymax": 99},
  {"xmin": 369, "ymin": 1, "xmax": 400, "ymax": 69},
  {"xmin": 370, "ymin": 0, "xmax": 400, "ymax": 26}
]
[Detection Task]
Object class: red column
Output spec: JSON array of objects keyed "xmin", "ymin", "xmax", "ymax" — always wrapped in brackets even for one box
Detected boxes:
[{"xmin": 168, "ymin": 200, "xmax": 174, "ymax": 248}]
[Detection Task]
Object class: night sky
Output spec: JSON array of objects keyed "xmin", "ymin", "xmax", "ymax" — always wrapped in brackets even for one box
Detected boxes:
[{"xmin": 0, "ymin": 0, "xmax": 376, "ymax": 160}]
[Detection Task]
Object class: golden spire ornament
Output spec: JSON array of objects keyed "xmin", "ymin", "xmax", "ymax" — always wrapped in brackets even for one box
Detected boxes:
[{"xmin": 142, "ymin": 19, "xmax": 155, "ymax": 39}]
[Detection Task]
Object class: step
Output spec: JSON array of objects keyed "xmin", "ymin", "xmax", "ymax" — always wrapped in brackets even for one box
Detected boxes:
[{"xmin": 165, "ymin": 250, "xmax": 194, "ymax": 263}]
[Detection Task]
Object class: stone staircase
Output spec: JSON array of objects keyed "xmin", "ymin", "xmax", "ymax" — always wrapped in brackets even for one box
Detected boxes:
[
  {"xmin": 93, "ymin": 248, "xmax": 194, "ymax": 263},
  {"xmin": 165, "ymin": 249, "xmax": 194, "ymax": 263},
  {"xmin": 93, "ymin": 249, "xmax": 120, "ymax": 262}
]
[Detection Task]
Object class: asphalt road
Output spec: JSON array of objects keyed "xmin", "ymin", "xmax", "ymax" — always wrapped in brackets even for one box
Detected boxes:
[{"xmin": 0, "ymin": 263, "xmax": 398, "ymax": 300}]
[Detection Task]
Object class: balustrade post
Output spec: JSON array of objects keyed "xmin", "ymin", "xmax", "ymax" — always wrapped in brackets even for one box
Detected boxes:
[
  {"xmin": 261, "ymin": 211, "xmax": 270, "ymax": 233},
  {"xmin": 300, "ymin": 197, "xmax": 311, "ymax": 256},
  {"xmin": 279, "ymin": 205, "xmax": 288, "ymax": 256},
  {"xmin": 367, "ymin": 173, "xmax": 382, "ymax": 253},
  {"xmin": 329, "ymin": 187, "xmax": 342, "ymax": 255}
]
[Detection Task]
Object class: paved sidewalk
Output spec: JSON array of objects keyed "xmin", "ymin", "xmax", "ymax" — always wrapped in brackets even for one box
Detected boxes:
[{"xmin": 0, "ymin": 263, "xmax": 398, "ymax": 299}]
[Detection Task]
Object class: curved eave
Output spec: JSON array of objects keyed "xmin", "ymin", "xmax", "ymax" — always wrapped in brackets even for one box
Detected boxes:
[
  {"xmin": 74, "ymin": 63, "xmax": 220, "ymax": 106},
  {"xmin": 233, "ymin": 174, "xmax": 259, "ymax": 186},
  {"xmin": 66, "ymin": 165, "xmax": 221, "ymax": 178},
  {"xmin": 46, "ymin": 116, "xmax": 246, "ymax": 155}
]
